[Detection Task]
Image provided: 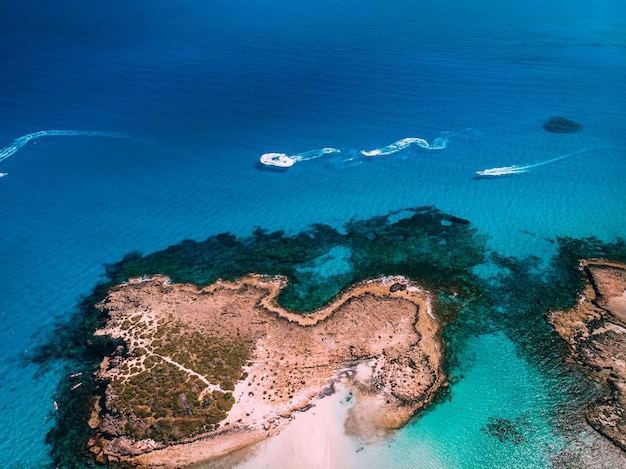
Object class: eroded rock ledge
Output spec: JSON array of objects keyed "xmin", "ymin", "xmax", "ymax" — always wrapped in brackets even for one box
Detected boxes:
[
  {"xmin": 550, "ymin": 260, "xmax": 626, "ymax": 451},
  {"xmin": 88, "ymin": 274, "xmax": 445, "ymax": 467}
]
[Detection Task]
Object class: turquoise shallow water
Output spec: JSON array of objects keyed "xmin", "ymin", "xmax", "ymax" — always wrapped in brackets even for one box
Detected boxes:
[
  {"xmin": 364, "ymin": 326, "xmax": 626, "ymax": 468},
  {"xmin": 0, "ymin": 0, "xmax": 625, "ymax": 466},
  {"xmin": 365, "ymin": 333, "xmax": 557, "ymax": 469}
]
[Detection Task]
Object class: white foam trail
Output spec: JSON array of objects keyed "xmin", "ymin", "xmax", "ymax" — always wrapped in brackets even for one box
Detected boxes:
[
  {"xmin": 260, "ymin": 147, "xmax": 341, "ymax": 167},
  {"xmin": 360, "ymin": 136, "xmax": 448, "ymax": 157},
  {"xmin": 0, "ymin": 130, "xmax": 127, "ymax": 164},
  {"xmin": 260, "ymin": 132, "xmax": 451, "ymax": 168},
  {"xmin": 475, "ymin": 147, "xmax": 605, "ymax": 177},
  {"xmin": 475, "ymin": 164, "xmax": 533, "ymax": 177},
  {"xmin": 292, "ymin": 147, "xmax": 341, "ymax": 162}
]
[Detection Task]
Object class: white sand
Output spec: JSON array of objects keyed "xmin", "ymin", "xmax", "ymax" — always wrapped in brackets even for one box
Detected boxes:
[{"xmin": 234, "ymin": 385, "xmax": 364, "ymax": 469}]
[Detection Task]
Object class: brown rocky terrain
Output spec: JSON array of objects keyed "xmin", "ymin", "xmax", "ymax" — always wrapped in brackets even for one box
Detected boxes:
[
  {"xmin": 87, "ymin": 274, "xmax": 445, "ymax": 468},
  {"xmin": 549, "ymin": 260, "xmax": 626, "ymax": 451}
]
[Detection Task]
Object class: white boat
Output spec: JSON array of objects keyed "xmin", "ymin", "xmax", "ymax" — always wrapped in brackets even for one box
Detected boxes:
[
  {"xmin": 260, "ymin": 152, "xmax": 295, "ymax": 167},
  {"xmin": 475, "ymin": 165, "xmax": 530, "ymax": 177}
]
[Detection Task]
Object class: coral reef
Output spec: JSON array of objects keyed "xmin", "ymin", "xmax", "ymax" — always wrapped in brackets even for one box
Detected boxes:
[{"xmin": 104, "ymin": 206, "xmax": 485, "ymax": 311}]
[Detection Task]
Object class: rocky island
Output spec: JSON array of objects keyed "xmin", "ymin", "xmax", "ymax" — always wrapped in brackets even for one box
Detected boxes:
[
  {"xmin": 87, "ymin": 273, "xmax": 445, "ymax": 467},
  {"xmin": 550, "ymin": 260, "xmax": 626, "ymax": 451}
]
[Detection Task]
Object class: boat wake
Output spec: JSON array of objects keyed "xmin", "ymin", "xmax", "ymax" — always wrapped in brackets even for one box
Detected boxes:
[
  {"xmin": 475, "ymin": 147, "xmax": 605, "ymax": 177},
  {"xmin": 260, "ymin": 132, "xmax": 451, "ymax": 168},
  {"xmin": 360, "ymin": 136, "xmax": 448, "ymax": 157},
  {"xmin": 0, "ymin": 130, "xmax": 127, "ymax": 165},
  {"xmin": 475, "ymin": 164, "xmax": 534, "ymax": 177}
]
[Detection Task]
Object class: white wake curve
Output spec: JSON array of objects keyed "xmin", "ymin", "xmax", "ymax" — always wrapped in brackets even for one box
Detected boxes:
[
  {"xmin": 360, "ymin": 136, "xmax": 448, "ymax": 157},
  {"xmin": 0, "ymin": 130, "xmax": 127, "ymax": 165},
  {"xmin": 260, "ymin": 133, "xmax": 450, "ymax": 168},
  {"xmin": 476, "ymin": 147, "xmax": 606, "ymax": 177}
]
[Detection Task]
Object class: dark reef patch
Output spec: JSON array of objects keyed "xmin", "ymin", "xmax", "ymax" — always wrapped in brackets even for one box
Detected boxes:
[
  {"xmin": 36, "ymin": 203, "xmax": 626, "ymax": 468},
  {"xmin": 478, "ymin": 237, "xmax": 626, "ymax": 459},
  {"xmin": 437, "ymin": 236, "xmax": 626, "ymax": 455},
  {"xmin": 542, "ymin": 116, "xmax": 582, "ymax": 134},
  {"xmin": 482, "ymin": 416, "xmax": 529, "ymax": 444},
  {"xmin": 39, "ymin": 205, "xmax": 486, "ymax": 468},
  {"xmin": 104, "ymin": 206, "xmax": 486, "ymax": 312}
]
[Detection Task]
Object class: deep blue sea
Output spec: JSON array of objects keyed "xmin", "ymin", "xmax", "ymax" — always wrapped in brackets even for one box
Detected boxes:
[{"xmin": 1, "ymin": 1, "xmax": 625, "ymax": 467}]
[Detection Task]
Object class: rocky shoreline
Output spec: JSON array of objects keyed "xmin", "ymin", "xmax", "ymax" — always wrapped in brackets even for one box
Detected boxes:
[
  {"xmin": 87, "ymin": 274, "xmax": 445, "ymax": 467},
  {"xmin": 549, "ymin": 260, "xmax": 626, "ymax": 451}
]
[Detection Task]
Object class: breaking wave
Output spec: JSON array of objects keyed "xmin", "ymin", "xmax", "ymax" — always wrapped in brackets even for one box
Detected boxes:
[
  {"xmin": 475, "ymin": 147, "xmax": 606, "ymax": 177},
  {"xmin": 0, "ymin": 130, "xmax": 127, "ymax": 164}
]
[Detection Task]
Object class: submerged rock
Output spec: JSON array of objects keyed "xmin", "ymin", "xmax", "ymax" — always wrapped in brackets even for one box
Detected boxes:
[
  {"xmin": 542, "ymin": 116, "xmax": 582, "ymax": 134},
  {"xmin": 483, "ymin": 416, "xmax": 528, "ymax": 444}
]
